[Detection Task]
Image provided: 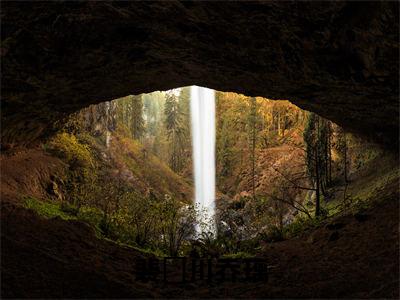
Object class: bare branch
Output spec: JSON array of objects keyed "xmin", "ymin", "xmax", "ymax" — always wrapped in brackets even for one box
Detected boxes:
[{"xmin": 271, "ymin": 166, "xmax": 316, "ymax": 191}]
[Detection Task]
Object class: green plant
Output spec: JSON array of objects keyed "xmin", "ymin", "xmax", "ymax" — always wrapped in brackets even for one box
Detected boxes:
[
  {"xmin": 283, "ymin": 216, "xmax": 319, "ymax": 238},
  {"xmin": 60, "ymin": 201, "xmax": 80, "ymax": 216},
  {"xmin": 222, "ymin": 251, "xmax": 255, "ymax": 259},
  {"xmin": 23, "ymin": 197, "xmax": 76, "ymax": 220},
  {"xmin": 47, "ymin": 132, "xmax": 94, "ymax": 168}
]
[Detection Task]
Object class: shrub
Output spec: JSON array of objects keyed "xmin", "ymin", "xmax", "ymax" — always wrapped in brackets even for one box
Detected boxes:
[
  {"xmin": 47, "ymin": 132, "xmax": 99, "ymax": 208},
  {"xmin": 47, "ymin": 132, "xmax": 94, "ymax": 169},
  {"xmin": 78, "ymin": 206, "xmax": 103, "ymax": 225}
]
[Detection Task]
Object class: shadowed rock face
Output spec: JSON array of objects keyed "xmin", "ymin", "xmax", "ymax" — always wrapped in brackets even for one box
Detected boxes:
[{"xmin": 1, "ymin": 1, "xmax": 398, "ymax": 147}]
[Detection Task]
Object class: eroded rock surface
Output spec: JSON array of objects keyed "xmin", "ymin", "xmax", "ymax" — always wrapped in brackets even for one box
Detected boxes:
[{"xmin": 1, "ymin": 1, "xmax": 398, "ymax": 146}]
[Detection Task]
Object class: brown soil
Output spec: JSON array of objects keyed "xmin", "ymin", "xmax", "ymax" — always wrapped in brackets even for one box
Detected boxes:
[{"xmin": 0, "ymin": 148, "xmax": 65, "ymax": 204}]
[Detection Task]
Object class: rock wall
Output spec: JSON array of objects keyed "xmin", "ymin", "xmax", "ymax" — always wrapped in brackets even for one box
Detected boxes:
[{"xmin": 1, "ymin": 1, "xmax": 398, "ymax": 147}]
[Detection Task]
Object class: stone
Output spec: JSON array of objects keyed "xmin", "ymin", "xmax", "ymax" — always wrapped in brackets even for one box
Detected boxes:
[{"xmin": 1, "ymin": 2, "xmax": 398, "ymax": 147}]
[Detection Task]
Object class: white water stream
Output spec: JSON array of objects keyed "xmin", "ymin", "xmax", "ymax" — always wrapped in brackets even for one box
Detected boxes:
[{"xmin": 190, "ymin": 86, "xmax": 216, "ymax": 235}]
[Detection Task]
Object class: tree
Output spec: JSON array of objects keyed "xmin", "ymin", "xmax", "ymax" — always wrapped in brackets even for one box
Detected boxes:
[
  {"xmin": 142, "ymin": 91, "xmax": 169, "ymax": 160},
  {"xmin": 217, "ymin": 121, "xmax": 234, "ymax": 177},
  {"xmin": 156, "ymin": 195, "xmax": 196, "ymax": 256},
  {"xmin": 337, "ymin": 127, "xmax": 350, "ymax": 203},
  {"xmin": 131, "ymin": 95, "xmax": 145, "ymax": 140},
  {"xmin": 247, "ymin": 97, "xmax": 259, "ymax": 201},
  {"xmin": 216, "ymin": 92, "xmax": 248, "ymax": 191},
  {"xmin": 303, "ymin": 113, "xmax": 333, "ymax": 217},
  {"xmin": 177, "ymin": 87, "xmax": 192, "ymax": 171},
  {"xmin": 164, "ymin": 91, "xmax": 186, "ymax": 172},
  {"xmin": 121, "ymin": 191, "xmax": 159, "ymax": 247}
]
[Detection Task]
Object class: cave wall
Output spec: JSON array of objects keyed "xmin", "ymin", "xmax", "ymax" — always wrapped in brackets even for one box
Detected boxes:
[{"xmin": 1, "ymin": 1, "xmax": 398, "ymax": 147}]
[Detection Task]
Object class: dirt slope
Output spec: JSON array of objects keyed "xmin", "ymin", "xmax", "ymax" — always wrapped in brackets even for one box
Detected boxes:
[{"xmin": 0, "ymin": 148, "xmax": 65, "ymax": 204}]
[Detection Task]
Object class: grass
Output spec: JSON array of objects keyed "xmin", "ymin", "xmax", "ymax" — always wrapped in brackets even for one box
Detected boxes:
[{"xmin": 24, "ymin": 197, "xmax": 77, "ymax": 220}]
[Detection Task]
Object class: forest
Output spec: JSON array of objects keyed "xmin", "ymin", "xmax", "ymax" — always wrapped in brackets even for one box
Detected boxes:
[{"xmin": 20, "ymin": 86, "xmax": 388, "ymax": 259}]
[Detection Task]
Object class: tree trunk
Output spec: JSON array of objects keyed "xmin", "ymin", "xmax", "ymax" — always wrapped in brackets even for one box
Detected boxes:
[
  {"xmin": 315, "ymin": 149, "xmax": 321, "ymax": 217},
  {"xmin": 277, "ymin": 111, "xmax": 281, "ymax": 136},
  {"xmin": 315, "ymin": 116, "xmax": 321, "ymax": 217},
  {"xmin": 328, "ymin": 124, "xmax": 332, "ymax": 184},
  {"xmin": 324, "ymin": 129, "xmax": 329, "ymax": 188},
  {"xmin": 251, "ymin": 98, "xmax": 256, "ymax": 201},
  {"xmin": 344, "ymin": 133, "xmax": 348, "ymax": 184}
]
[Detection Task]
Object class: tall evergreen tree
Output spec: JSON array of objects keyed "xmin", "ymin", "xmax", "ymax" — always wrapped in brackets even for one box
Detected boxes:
[
  {"xmin": 177, "ymin": 87, "xmax": 192, "ymax": 170},
  {"xmin": 131, "ymin": 95, "xmax": 145, "ymax": 140},
  {"xmin": 164, "ymin": 91, "xmax": 185, "ymax": 172}
]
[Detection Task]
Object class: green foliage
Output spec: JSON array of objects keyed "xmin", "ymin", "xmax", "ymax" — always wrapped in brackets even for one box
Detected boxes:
[
  {"xmin": 46, "ymin": 132, "xmax": 98, "ymax": 208},
  {"xmin": 131, "ymin": 95, "xmax": 145, "ymax": 140},
  {"xmin": 217, "ymin": 121, "xmax": 235, "ymax": 177},
  {"xmin": 60, "ymin": 201, "xmax": 80, "ymax": 216},
  {"xmin": 48, "ymin": 132, "xmax": 94, "ymax": 168},
  {"xmin": 24, "ymin": 197, "xmax": 77, "ymax": 220},
  {"xmin": 115, "ymin": 95, "xmax": 145, "ymax": 140},
  {"xmin": 283, "ymin": 216, "xmax": 318, "ymax": 238},
  {"xmin": 156, "ymin": 195, "xmax": 196, "ymax": 256},
  {"xmin": 164, "ymin": 91, "xmax": 186, "ymax": 172},
  {"xmin": 41, "ymin": 189, "xmax": 196, "ymax": 256},
  {"xmin": 77, "ymin": 206, "xmax": 104, "ymax": 227},
  {"xmin": 222, "ymin": 252, "xmax": 255, "ymax": 259}
]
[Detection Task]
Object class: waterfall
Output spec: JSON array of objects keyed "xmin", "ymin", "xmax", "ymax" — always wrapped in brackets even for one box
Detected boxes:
[{"xmin": 190, "ymin": 86, "xmax": 216, "ymax": 235}]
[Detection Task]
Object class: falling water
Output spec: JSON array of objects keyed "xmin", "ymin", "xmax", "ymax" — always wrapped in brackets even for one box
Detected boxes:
[{"xmin": 190, "ymin": 86, "xmax": 216, "ymax": 235}]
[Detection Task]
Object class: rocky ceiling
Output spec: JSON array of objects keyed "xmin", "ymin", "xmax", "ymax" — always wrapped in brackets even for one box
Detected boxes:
[{"xmin": 1, "ymin": 1, "xmax": 399, "ymax": 147}]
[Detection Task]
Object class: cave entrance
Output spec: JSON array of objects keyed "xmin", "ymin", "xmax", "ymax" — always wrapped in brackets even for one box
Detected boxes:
[{"xmin": 46, "ymin": 85, "xmax": 364, "ymax": 256}]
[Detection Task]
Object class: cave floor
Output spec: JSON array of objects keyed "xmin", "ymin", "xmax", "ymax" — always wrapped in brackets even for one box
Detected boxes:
[{"xmin": 1, "ymin": 179, "xmax": 398, "ymax": 298}]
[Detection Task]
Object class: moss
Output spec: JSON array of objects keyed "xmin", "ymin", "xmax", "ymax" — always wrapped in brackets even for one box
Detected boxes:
[
  {"xmin": 222, "ymin": 252, "xmax": 255, "ymax": 259},
  {"xmin": 23, "ymin": 197, "xmax": 104, "ymax": 232},
  {"xmin": 23, "ymin": 196, "xmax": 173, "ymax": 257},
  {"xmin": 23, "ymin": 197, "xmax": 77, "ymax": 220},
  {"xmin": 60, "ymin": 201, "xmax": 80, "ymax": 216},
  {"xmin": 283, "ymin": 215, "xmax": 323, "ymax": 238}
]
